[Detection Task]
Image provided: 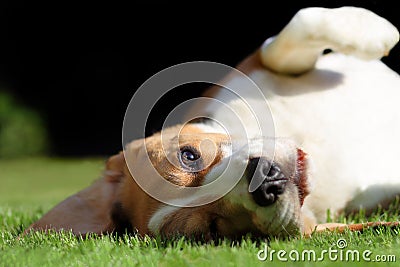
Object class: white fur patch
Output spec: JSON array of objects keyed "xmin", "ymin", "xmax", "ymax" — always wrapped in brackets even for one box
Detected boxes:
[
  {"xmin": 260, "ymin": 7, "xmax": 399, "ymax": 74},
  {"xmin": 148, "ymin": 205, "xmax": 179, "ymax": 234}
]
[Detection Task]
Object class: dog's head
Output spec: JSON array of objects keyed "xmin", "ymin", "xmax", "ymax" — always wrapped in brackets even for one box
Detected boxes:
[{"xmin": 28, "ymin": 123, "xmax": 310, "ymax": 240}]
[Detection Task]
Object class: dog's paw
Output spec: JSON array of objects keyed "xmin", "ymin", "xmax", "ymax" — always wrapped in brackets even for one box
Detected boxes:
[
  {"xmin": 260, "ymin": 6, "xmax": 399, "ymax": 74},
  {"xmin": 297, "ymin": 7, "xmax": 399, "ymax": 60}
]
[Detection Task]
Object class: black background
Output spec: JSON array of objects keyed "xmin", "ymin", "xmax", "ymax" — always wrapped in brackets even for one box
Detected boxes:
[{"xmin": 1, "ymin": 1, "xmax": 399, "ymax": 156}]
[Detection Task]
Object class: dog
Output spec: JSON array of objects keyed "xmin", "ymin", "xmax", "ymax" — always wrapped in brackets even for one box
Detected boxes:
[{"xmin": 27, "ymin": 7, "xmax": 400, "ymax": 240}]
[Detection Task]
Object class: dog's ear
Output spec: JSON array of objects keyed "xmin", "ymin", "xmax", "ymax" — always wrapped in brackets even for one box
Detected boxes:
[{"xmin": 26, "ymin": 152, "xmax": 126, "ymax": 235}]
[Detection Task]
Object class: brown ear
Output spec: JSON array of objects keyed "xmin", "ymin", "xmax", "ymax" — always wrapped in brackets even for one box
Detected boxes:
[{"xmin": 26, "ymin": 152, "xmax": 126, "ymax": 235}]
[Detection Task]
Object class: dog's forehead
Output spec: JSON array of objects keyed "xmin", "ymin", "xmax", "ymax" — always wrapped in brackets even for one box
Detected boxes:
[
  {"xmin": 145, "ymin": 124, "xmax": 230, "ymax": 151},
  {"xmin": 179, "ymin": 124, "xmax": 229, "ymax": 140}
]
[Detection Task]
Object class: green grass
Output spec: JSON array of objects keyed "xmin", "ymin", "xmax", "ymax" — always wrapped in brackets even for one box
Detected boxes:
[{"xmin": 1, "ymin": 158, "xmax": 400, "ymax": 266}]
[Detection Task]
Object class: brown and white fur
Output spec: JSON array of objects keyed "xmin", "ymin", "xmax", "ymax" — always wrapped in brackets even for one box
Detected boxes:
[{"xmin": 27, "ymin": 7, "xmax": 400, "ymax": 239}]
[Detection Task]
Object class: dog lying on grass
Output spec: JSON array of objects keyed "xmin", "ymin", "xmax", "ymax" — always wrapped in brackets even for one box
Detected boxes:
[{"xmin": 27, "ymin": 6, "xmax": 400, "ymax": 240}]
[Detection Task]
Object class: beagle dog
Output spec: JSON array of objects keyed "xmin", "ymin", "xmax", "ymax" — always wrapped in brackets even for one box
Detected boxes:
[{"xmin": 27, "ymin": 7, "xmax": 400, "ymax": 239}]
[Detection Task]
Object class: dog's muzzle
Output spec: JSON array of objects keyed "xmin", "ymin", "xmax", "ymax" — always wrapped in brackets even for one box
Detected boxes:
[{"xmin": 246, "ymin": 157, "xmax": 287, "ymax": 206}]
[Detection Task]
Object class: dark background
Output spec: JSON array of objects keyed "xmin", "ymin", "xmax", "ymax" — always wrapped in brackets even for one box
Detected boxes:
[{"xmin": 0, "ymin": 1, "xmax": 399, "ymax": 156}]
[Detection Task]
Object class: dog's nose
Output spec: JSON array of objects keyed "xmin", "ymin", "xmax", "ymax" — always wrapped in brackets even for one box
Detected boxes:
[{"xmin": 246, "ymin": 157, "xmax": 287, "ymax": 206}]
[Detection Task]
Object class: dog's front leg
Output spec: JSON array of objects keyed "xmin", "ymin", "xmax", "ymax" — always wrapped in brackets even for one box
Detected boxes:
[{"xmin": 260, "ymin": 7, "xmax": 399, "ymax": 74}]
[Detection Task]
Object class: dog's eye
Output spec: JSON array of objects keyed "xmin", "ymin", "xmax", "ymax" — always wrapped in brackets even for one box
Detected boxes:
[
  {"xmin": 182, "ymin": 150, "xmax": 197, "ymax": 161},
  {"xmin": 179, "ymin": 147, "xmax": 201, "ymax": 170},
  {"xmin": 180, "ymin": 148, "xmax": 200, "ymax": 162}
]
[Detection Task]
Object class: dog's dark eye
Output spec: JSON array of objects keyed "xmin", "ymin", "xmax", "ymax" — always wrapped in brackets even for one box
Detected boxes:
[
  {"xmin": 182, "ymin": 150, "xmax": 197, "ymax": 161},
  {"xmin": 179, "ymin": 147, "xmax": 201, "ymax": 170},
  {"xmin": 180, "ymin": 148, "xmax": 200, "ymax": 162}
]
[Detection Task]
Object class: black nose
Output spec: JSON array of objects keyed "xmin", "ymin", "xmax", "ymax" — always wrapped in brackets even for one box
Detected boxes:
[{"xmin": 246, "ymin": 157, "xmax": 287, "ymax": 206}]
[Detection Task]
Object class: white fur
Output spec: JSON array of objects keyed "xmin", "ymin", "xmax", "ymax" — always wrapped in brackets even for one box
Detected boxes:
[
  {"xmin": 256, "ymin": 54, "xmax": 400, "ymax": 221},
  {"xmin": 149, "ymin": 7, "xmax": 400, "ymax": 232},
  {"xmin": 148, "ymin": 205, "xmax": 179, "ymax": 234},
  {"xmin": 195, "ymin": 7, "xmax": 400, "ymax": 223},
  {"xmin": 260, "ymin": 7, "xmax": 399, "ymax": 74},
  {"xmin": 224, "ymin": 177, "xmax": 299, "ymax": 235}
]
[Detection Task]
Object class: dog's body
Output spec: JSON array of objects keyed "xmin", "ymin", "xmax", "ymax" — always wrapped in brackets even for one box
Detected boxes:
[{"xmin": 28, "ymin": 7, "xmax": 400, "ymax": 239}]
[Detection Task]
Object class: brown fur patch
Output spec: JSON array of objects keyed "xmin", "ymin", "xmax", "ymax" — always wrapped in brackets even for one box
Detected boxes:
[
  {"xmin": 139, "ymin": 124, "xmax": 229, "ymax": 187},
  {"xmin": 116, "ymin": 124, "xmax": 230, "ymax": 235}
]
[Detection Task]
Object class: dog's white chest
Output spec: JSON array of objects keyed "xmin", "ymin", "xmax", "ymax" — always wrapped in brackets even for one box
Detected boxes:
[{"xmin": 207, "ymin": 54, "xmax": 400, "ymax": 221}]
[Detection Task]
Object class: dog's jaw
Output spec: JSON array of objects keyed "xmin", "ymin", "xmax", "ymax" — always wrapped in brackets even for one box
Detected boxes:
[
  {"xmin": 219, "ymin": 149, "xmax": 309, "ymax": 238},
  {"xmin": 221, "ymin": 178, "xmax": 302, "ymax": 238}
]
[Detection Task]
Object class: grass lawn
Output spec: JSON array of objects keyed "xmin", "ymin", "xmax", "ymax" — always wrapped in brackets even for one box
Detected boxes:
[{"xmin": 1, "ymin": 158, "xmax": 399, "ymax": 266}]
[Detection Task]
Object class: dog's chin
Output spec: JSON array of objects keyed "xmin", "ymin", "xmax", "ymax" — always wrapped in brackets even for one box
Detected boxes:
[
  {"xmin": 219, "ymin": 181, "xmax": 302, "ymax": 238},
  {"xmin": 152, "ymin": 201, "xmax": 301, "ymax": 241},
  {"xmin": 217, "ymin": 149, "xmax": 309, "ymax": 239},
  {"xmin": 252, "ymin": 184, "xmax": 303, "ymax": 238},
  {"xmin": 261, "ymin": 148, "xmax": 309, "ymax": 237},
  {"xmin": 148, "ymin": 183, "xmax": 303, "ymax": 241}
]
